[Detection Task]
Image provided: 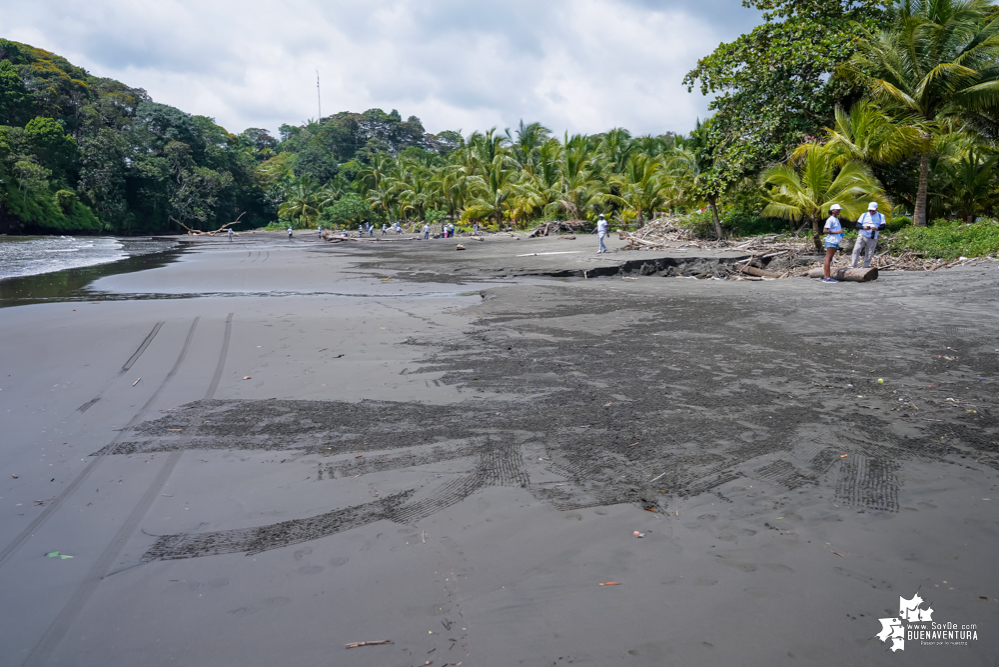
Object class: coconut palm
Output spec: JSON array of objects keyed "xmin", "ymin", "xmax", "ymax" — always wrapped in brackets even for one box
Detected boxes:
[
  {"xmin": 838, "ymin": 0, "xmax": 999, "ymax": 225},
  {"xmin": 607, "ymin": 154, "xmax": 672, "ymax": 225},
  {"xmin": 804, "ymin": 101, "xmax": 923, "ymax": 167},
  {"xmin": 761, "ymin": 143, "xmax": 890, "ymax": 252},
  {"xmin": 939, "ymin": 144, "xmax": 999, "ymax": 220},
  {"xmin": 278, "ymin": 176, "xmax": 319, "ymax": 228},
  {"xmin": 664, "ymin": 124, "xmax": 727, "ymax": 238}
]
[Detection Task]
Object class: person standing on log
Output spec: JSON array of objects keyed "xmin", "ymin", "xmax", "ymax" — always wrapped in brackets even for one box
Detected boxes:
[
  {"xmin": 596, "ymin": 214, "xmax": 609, "ymax": 253},
  {"xmin": 852, "ymin": 202, "xmax": 886, "ymax": 269},
  {"xmin": 822, "ymin": 204, "xmax": 844, "ymax": 283}
]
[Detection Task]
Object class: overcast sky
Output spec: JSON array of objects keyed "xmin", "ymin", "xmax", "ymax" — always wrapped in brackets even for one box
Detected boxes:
[{"xmin": 3, "ymin": 0, "xmax": 763, "ymax": 138}]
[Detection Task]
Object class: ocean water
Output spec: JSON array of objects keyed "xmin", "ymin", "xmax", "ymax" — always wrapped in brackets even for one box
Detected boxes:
[{"xmin": 0, "ymin": 236, "xmax": 177, "ymax": 280}]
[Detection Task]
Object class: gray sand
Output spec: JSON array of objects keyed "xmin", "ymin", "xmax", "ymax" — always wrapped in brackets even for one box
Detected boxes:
[{"xmin": 0, "ymin": 232, "xmax": 997, "ymax": 666}]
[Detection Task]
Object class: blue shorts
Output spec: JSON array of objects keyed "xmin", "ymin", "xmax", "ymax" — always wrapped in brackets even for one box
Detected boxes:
[{"xmin": 825, "ymin": 242, "xmax": 840, "ymax": 249}]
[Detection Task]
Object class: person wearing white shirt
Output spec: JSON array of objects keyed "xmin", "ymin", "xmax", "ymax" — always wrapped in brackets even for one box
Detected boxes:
[
  {"xmin": 821, "ymin": 204, "xmax": 844, "ymax": 283},
  {"xmin": 852, "ymin": 201, "xmax": 886, "ymax": 268},
  {"xmin": 596, "ymin": 214, "xmax": 609, "ymax": 253}
]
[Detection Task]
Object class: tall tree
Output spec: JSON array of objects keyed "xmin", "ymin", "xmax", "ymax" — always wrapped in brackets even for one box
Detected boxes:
[
  {"xmin": 839, "ymin": 0, "xmax": 999, "ymax": 225},
  {"xmin": 684, "ymin": 0, "xmax": 889, "ymax": 182}
]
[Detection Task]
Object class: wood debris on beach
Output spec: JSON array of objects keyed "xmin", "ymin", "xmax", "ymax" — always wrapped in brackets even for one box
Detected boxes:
[
  {"xmin": 620, "ymin": 216, "xmax": 999, "ymax": 279},
  {"xmin": 528, "ymin": 220, "xmax": 588, "ymax": 237}
]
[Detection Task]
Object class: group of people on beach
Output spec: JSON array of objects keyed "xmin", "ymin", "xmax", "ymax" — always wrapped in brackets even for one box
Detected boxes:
[{"xmin": 821, "ymin": 202, "xmax": 886, "ymax": 282}]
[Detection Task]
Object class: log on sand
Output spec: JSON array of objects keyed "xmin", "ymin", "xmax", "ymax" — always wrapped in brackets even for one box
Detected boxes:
[
  {"xmin": 806, "ymin": 267, "xmax": 879, "ymax": 282},
  {"xmin": 735, "ymin": 263, "xmax": 781, "ymax": 279}
]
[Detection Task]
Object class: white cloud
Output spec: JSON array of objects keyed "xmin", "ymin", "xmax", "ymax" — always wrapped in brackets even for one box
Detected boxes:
[{"xmin": 0, "ymin": 0, "xmax": 762, "ymax": 137}]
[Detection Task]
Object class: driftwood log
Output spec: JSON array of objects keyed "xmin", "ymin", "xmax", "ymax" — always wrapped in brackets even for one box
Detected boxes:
[
  {"xmin": 806, "ymin": 267, "xmax": 879, "ymax": 282},
  {"xmin": 172, "ymin": 212, "xmax": 244, "ymax": 236},
  {"xmin": 735, "ymin": 263, "xmax": 781, "ymax": 278}
]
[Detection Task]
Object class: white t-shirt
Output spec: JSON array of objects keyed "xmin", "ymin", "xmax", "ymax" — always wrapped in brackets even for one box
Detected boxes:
[
  {"xmin": 597, "ymin": 219, "xmax": 608, "ymax": 235},
  {"xmin": 858, "ymin": 211, "xmax": 885, "ymax": 239},
  {"xmin": 823, "ymin": 216, "xmax": 843, "ymax": 246}
]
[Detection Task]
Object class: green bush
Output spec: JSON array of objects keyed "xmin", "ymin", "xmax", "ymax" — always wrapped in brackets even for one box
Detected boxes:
[
  {"xmin": 678, "ymin": 210, "xmax": 790, "ymax": 238},
  {"xmin": 885, "ymin": 218, "xmax": 999, "ymax": 259},
  {"xmin": 887, "ymin": 216, "xmax": 911, "ymax": 233},
  {"xmin": 722, "ymin": 211, "xmax": 790, "ymax": 236}
]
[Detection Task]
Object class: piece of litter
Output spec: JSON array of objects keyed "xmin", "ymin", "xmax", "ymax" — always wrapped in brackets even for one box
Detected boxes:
[
  {"xmin": 344, "ymin": 640, "xmax": 392, "ymax": 649},
  {"xmin": 45, "ymin": 551, "xmax": 73, "ymax": 559},
  {"xmin": 650, "ymin": 472, "xmax": 666, "ymax": 482},
  {"xmin": 634, "ymin": 532, "xmax": 646, "ymax": 538},
  {"xmin": 132, "ymin": 377, "xmax": 141, "ymax": 387},
  {"xmin": 775, "ymin": 517, "xmax": 784, "ymax": 520},
  {"xmin": 644, "ymin": 508, "xmax": 657, "ymax": 513},
  {"xmin": 839, "ymin": 454, "xmax": 848, "ymax": 458},
  {"xmin": 243, "ymin": 376, "xmax": 251, "ymax": 380},
  {"xmin": 599, "ymin": 581, "xmax": 621, "ymax": 586},
  {"xmin": 161, "ymin": 494, "xmax": 173, "ymax": 497},
  {"xmin": 11, "ymin": 474, "xmax": 17, "ymax": 479},
  {"xmin": 830, "ymin": 550, "xmax": 845, "ymax": 557},
  {"xmin": 628, "ymin": 442, "xmax": 639, "ymax": 447}
]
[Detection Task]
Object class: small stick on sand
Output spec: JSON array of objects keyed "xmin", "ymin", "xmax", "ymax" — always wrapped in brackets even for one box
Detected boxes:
[
  {"xmin": 345, "ymin": 640, "xmax": 392, "ymax": 649},
  {"xmin": 132, "ymin": 378, "xmax": 141, "ymax": 387}
]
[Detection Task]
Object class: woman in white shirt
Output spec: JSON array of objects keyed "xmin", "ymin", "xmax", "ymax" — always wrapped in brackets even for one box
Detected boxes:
[{"xmin": 821, "ymin": 204, "xmax": 844, "ymax": 283}]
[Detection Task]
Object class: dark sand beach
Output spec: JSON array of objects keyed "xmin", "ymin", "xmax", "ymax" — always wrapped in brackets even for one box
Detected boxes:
[{"xmin": 1, "ymin": 231, "xmax": 997, "ymax": 666}]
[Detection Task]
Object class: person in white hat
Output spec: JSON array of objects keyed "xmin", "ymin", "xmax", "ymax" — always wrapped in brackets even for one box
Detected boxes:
[
  {"xmin": 852, "ymin": 201, "xmax": 886, "ymax": 268},
  {"xmin": 822, "ymin": 204, "xmax": 845, "ymax": 283},
  {"xmin": 596, "ymin": 214, "xmax": 609, "ymax": 253}
]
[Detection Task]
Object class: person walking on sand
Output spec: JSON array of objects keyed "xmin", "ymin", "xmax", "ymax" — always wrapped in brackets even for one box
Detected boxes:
[
  {"xmin": 287, "ymin": 227, "xmax": 293, "ymax": 240},
  {"xmin": 423, "ymin": 223, "xmax": 429, "ymax": 239},
  {"xmin": 369, "ymin": 223, "xmax": 374, "ymax": 237},
  {"xmin": 596, "ymin": 214, "xmax": 609, "ymax": 253},
  {"xmin": 381, "ymin": 223, "xmax": 387, "ymax": 237},
  {"xmin": 852, "ymin": 202, "xmax": 886, "ymax": 269},
  {"xmin": 227, "ymin": 227, "xmax": 233, "ymax": 242},
  {"xmin": 822, "ymin": 204, "xmax": 844, "ymax": 283}
]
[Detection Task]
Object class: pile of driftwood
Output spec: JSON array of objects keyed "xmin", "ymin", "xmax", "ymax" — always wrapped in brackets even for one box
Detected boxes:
[
  {"xmin": 623, "ymin": 218, "xmax": 998, "ymax": 280},
  {"xmin": 528, "ymin": 220, "xmax": 588, "ymax": 237}
]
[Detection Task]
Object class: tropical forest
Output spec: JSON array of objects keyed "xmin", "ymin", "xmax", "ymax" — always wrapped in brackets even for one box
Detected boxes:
[{"xmin": 1, "ymin": 0, "xmax": 999, "ymax": 257}]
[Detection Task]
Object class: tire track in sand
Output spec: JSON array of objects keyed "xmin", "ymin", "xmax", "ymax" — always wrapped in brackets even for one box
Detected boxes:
[
  {"xmin": 0, "ymin": 318, "xmax": 199, "ymax": 569},
  {"xmin": 22, "ymin": 313, "xmax": 233, "ymax": 666}
]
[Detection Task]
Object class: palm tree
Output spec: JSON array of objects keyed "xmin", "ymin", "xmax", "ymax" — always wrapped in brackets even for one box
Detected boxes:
[
  {"xmin": 278, "ymin": 176, "xmax": 319, "ymax": 228},
  {"xmin": 664, "ymin": 123, "xmax": 727, "ymax": 238},
  {"xmin": 807, "ymin": 101, "xmax": 923, "ymax": 167},
  {"xmin": 940, "ymin": 144, "xmax": 999, "ymax": 221},
  {"xmin": 607, "ymin": 154, "xmax": 671, "ymax": 225},
  {"xmin": 839, "ymin": 0, "xmax": 999, "ymax": 225},
  {"xmin": 761, "ymin": 143, "xmax": 890, "ymax": 252}
]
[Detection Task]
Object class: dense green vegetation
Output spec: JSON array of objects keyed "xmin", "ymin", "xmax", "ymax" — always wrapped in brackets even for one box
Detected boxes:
[{"xmin": 1, "ymin": 0, "xmax": 997, "ymax": 249}]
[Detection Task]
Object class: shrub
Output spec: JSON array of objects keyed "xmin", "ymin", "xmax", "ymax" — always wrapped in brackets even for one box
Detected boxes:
[{"xmin": 885, "ymin": 218, "xmax": 999, "ymax": 259}]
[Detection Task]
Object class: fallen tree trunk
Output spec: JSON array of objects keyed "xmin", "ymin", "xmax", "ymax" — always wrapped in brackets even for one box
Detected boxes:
[
  {"xmin": 806, "ymin": 267, "xmax": 879, "ymax": 282},
  {"xmin": 735, "ymin": 263, "xmax": 781, "ymax": 278}
]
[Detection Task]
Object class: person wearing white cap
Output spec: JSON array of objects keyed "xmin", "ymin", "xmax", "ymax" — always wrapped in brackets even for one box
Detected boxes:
[
  {"xmin": 852, "ymin": 201, "xmax": 886, "ymax": 268},
  {"xmin": 596, "ymin": 214, "xmax": 609, "ymax": 253},
  {"xmin": 821, "ymin": 204, "xmax": 845, "ymax": 283}
]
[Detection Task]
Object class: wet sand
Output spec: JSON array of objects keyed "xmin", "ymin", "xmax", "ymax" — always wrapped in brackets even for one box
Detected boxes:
[{"xmin": 0, "ymin": 232, "xmax": 997, "ymax": 666}]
